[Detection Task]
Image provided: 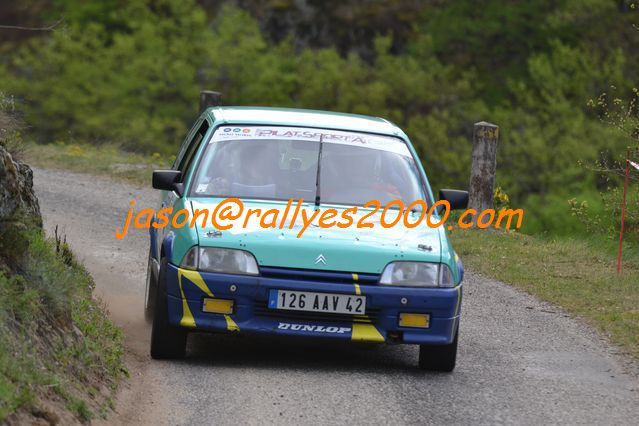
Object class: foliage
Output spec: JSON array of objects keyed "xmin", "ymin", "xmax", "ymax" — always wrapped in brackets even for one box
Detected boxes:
[
  {"xmin": 0, "ymin": 221, "xmax": 123, "ymax": 421},
  {"xmin": 0, "ymin": 76, "xmax": 123, "ymax": 424},
  {"xmin": 566, "ymin": 173, "xmax": 639, "ymax": 240},
  {"xmin": 0, "ymin": 222, "xmax": 124, "ymax": 422},
  {"xmin": 1, "ymin": 0, "xmax": 211, "ymax": 152},
  {"xmin": 1, "ymin": 0, "xmax": 639, "ymax": 236},
  {"xmin": 493, "ymin": 186, "xmax": 510, "ymax": 210},
  {"xmin": 0, "ymin": 93, "xmax": 24, "ymax": 159}
]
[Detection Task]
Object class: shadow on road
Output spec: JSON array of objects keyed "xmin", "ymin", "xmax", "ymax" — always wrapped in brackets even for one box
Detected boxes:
[{"xmin": 183, "ymin": 332, "xmax": 426, "ymax": 374}]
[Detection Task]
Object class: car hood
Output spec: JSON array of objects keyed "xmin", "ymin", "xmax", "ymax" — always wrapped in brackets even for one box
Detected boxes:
[{"xmin": 190, "ymin": 199, "xmax": 442, "ymax": 274}]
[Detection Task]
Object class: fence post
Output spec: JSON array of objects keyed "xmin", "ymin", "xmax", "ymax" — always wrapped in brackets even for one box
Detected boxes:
[
  {"xmin": 468, "ymin": 121, "xmax": 500, "ymax": 219},
  {"xmin": 199, "ymin": 90, "xmax": 221, "ymax": 113}
]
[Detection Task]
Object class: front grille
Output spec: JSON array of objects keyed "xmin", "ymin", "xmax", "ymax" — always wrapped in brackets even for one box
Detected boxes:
[{"xmin": 254, "ymin": 301, "xmax": 379, "ymax": 324}]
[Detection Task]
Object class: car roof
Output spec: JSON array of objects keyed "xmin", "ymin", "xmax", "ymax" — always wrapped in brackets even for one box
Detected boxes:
[{"xmin": 205, "ymin": 106, "xmax": 404, "ymax": 137}]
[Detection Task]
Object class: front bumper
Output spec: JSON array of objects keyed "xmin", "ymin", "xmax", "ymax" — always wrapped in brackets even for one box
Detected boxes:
[{"xmin": 165, "ymin": 263, "xmax": 462, "ymax": 345}]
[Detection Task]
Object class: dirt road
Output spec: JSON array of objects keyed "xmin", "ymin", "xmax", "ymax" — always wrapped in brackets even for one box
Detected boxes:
[{"xmin": 33, "ymin": 168, "xmax": 639, "ymax": 425}]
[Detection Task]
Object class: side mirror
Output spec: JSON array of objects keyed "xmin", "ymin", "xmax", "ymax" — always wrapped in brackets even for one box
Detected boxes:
[
  {"xmin": 439, "ymin": 189, "xmax": 469, "ymax": 210},
  {"xmin": 152, "ymin": 170, "xmax": 183, "ymax": 196}
]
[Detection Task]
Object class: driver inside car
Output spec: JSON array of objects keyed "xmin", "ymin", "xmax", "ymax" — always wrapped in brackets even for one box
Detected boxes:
[
  {"xmin": 206, "ymin": 141, "xmax": 280, "ymax": 199},
  {"xmin": 321, "ymin": 146, "xmax": 402, "ymax": 205}
]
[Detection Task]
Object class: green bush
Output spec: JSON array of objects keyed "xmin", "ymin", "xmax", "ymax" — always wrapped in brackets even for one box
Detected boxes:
[{"xmin": 2, "ymin": 0, "xmax": 210, "ymax": 152}]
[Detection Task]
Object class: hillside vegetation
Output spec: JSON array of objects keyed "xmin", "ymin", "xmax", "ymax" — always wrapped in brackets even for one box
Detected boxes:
[
  {"xmin": 0, "ymin": 99, "xmax": 124, "ymax": 423},
  {"xmin": 1, "ymin": 0, "xmax": 638, "ymax": 238}
]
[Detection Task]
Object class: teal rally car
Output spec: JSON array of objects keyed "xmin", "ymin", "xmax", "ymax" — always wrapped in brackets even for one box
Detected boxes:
[{"xmin": 146, "ymin": 107, "xmax": 468, "ymax": 372}]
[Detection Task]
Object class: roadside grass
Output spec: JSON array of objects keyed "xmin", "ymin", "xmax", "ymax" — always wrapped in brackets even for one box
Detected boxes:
[
  {"xmin": 0, "ymin": 217, "xmax": 125, "ymax": 422},
  {"xmin": 451, "ymin": 229, "xmax": 639, "ymax": 360},
  {"xmin": 23, "ymin": 141, "xmax": 173, "ymax": 186}
]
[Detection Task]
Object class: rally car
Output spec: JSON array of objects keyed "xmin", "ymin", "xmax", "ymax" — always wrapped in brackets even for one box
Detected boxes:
[{"xmin": 146, "ymin": 107, "xmax": 467, "ymax": 371}]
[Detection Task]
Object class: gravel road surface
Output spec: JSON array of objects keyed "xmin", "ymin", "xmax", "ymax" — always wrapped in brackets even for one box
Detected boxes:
[{"xmin": 33, "ymin": 168, "xmax": 639, "ymax": 425}]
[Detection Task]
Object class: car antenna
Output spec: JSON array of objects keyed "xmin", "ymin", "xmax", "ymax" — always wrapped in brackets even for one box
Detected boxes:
[{"xmin": 314, "ymin": 133, "xmax": 324, "ymax": 210}]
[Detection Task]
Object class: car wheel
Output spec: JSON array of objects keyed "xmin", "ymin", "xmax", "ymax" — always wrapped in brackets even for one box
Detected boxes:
[
  {"xmin": 150, "ymin": 257, "xmax": 187, "ymax": 359},
  {"xmin": 144, "ymin": 254, "xmax": 158, "ymax": 322},
  {"xmin": 418, "ymin": 329, "xmax": 458, "ymax": 372}
]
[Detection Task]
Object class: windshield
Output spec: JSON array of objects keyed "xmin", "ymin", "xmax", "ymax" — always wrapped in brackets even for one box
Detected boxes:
[{"xmin": 190, "ymin": 126, "xmax": 426, "ymax": 206}]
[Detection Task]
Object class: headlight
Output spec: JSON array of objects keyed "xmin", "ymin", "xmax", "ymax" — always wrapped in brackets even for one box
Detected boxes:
[
  {"xmin": 180, "ymin": 247, "xmax": 259, "ymax": 275},
  {"xmin": 379, "ymin": 262, "xmax": 455, "ymax": 288}
]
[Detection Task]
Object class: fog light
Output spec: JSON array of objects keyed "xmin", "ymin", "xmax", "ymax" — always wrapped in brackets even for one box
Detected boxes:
[
  {"xmin": 202, "ymin": 298, "xmax": 234, "ymax": 314},
  {"xmin": 399, "ymin": 313, "xmax": 430, "ymax": 328}
]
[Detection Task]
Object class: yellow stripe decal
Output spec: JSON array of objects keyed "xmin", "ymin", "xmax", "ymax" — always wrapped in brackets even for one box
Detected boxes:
[
  {"xmin": 351, "ymin": 323, "xmax": 385, "ymax": 342},
  {"xmin": 177, "ymin": 268, "xmax": 214, "ymax": 328},
  {"xmin": 454, "ymin": 286, "xmax": 461, "ymax": 316},
  {"xmin": 451, "ymin": 285, "xmax": 462, "ymax": 340},
  {"xmin": 177, "ymin": 271, "xmax": 196, "ymax": 328},
  {"xmin": 225, "ymin": 315, "xmax": 240, "ymax": 331},
  {"xmin": 176, "ymin": 268, "xmax": 239, "ymax": 332},
  {"xmin": 352, "ymin": 273, "xmax": 361, "ymax": 295},
  {"xmin": 179, "ymin": 268, "xmax": 214, "ymax": 297},
  {"xmin": 349, "ymin": 273, "xmax": 383, "ymax": 340},
  {"xmin": 353, "ymin": 315, "xmax": 372, "ymax": 323}
]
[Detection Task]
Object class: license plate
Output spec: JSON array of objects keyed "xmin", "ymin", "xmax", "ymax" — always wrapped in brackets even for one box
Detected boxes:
[{"xmin": 268, "ymin": 290, "xmax": 366, "ymax": 315}]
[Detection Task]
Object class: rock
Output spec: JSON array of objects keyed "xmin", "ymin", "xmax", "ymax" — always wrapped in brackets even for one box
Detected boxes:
[{"xmin": 0, "ymin": 144, "xmax": 41, "ymax": 225}]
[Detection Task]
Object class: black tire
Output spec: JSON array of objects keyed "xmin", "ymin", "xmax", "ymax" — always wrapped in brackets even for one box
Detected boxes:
[
  {"xmin": 418, "ymin": 329, "xmax": 458, "ymax": 372},
  {"xmin": 144, "ymin": 254, "xmax": 158, "ymax": 323},
  {"xmin": 150, "ymin": 257, "xmax": 187, "ymax": 359}
]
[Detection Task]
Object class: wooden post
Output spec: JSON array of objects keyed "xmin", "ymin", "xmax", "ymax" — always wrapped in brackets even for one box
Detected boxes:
[
  {"xmin": 468, "ymin": 121, "xmax": 499, "ymax": 218},
  {"xmin": 199, "ymin": 90, "xmax": 221, "ymax": 113}
]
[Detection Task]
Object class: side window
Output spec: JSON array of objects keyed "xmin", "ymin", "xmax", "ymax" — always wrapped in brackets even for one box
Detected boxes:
[
  {"xmin": 176, "ymin": 121, "xmax": 209, "ymax": 181},
  {"xmin": 173, "ymin": 120, "xmax": 202, "ymax": 169}
]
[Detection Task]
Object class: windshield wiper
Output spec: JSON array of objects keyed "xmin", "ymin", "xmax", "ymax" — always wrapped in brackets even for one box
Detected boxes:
[{"xmin": 314, "ymin": 134, "xmax": 324, "ymax": 209}]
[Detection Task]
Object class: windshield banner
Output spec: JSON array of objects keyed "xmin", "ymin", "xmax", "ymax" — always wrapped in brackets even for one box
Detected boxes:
[{"xmin": 211, "ymin": 126, "xmax": 411, "ymax": 157}]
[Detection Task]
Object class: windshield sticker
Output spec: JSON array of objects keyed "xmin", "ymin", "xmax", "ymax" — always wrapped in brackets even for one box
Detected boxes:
[
  {"xmin": 211, "ymin": 126, "xmax": 411, "ymax": 157},
  {"xmin": 195, "ymin": 183, "xmax": 209, "ymax": 193}
]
